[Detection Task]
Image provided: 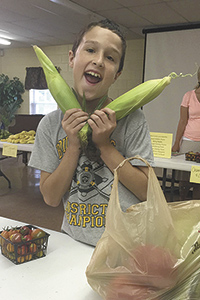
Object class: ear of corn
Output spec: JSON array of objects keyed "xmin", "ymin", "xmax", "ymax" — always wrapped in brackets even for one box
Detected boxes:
[
  {"xmin": 33, "ymin": 45, "xmax": 108, "ymax": 148},
  {"xmin": 33, "ymin": 45, "xmax": 188, "ymax": 153},
  {"xmin": 106, "ymin": 76, "xmax": 171, "ymax": 120},
  {"xmin": 33, "ymin": 45, "xmax": 81, "ymax": 112}
]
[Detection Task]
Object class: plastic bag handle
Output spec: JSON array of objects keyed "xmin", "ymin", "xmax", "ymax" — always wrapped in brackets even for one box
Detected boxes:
[{"xmin": 114, "ymin": 155, "xmax": 151, "ymax": 173}]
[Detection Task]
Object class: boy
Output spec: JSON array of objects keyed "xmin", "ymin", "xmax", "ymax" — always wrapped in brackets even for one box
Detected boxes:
[{"xmin": 29, "ymin": 19, "xmax": 154, "ymax": 246}]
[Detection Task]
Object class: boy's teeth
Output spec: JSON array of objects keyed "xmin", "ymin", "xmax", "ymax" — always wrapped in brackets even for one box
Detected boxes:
[{"xmin": 87, "ymin": 71, "xmax": 100, "ymax": 78}]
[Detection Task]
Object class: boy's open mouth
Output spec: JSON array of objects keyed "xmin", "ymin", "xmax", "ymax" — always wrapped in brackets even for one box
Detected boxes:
[{"xmin": 85, "ymin": 71, "xmax": 102, "ymax": 84}]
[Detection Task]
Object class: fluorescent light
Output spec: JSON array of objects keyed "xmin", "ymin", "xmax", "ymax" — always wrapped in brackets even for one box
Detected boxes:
[{"xmin": 0, "ymin": 38, "xmax": 11, "ymax": 45}]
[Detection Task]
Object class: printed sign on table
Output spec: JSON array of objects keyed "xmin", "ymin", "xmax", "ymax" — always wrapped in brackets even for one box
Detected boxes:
[
  {"xmin": 190, "ymin": 165, "xmax": 200, "ymax": 184},
  {"xmin": 2, "ymin": 143, "xmax": 18, "ymax": 157},
  {"xmin": 150, "ymin": 132, "xmax": 173, "ymax": 158}
]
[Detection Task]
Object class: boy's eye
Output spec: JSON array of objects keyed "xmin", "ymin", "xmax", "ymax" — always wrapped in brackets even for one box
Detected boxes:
[
  {"xmin": 86, "ymin": 48, "xmax": 95, "ymax": 53},
  {"xmin": 107, "ymin": 55, "xmax": 114, "ymax": 62}
]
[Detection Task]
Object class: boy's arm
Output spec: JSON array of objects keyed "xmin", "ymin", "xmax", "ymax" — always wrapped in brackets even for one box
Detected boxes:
[
  {"xmin": 88, "ymin": 108, "xmax": 148, "ymax": 201},
  {"xmin": 40, "ymin": 109, "xmax": 88, "ymax": 207},
  {"xmin": 40, "ymin": 145, "xmax": 80, "ymax": 207},
  {"xmin": 100, "ymin": 145, "xmax": 148, "ymax": 201}
]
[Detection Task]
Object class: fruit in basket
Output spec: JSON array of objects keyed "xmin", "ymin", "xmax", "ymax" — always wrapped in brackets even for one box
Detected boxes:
[
  {"xmin": 17, "ymin": 245, "xmax": 28, "ymax": 255},
  {"xmin": 1, "ymin": 225, "xmax": 49, "ymax": 264},
  {"xmin": 29, "ymin": 242, "xmax": 37, "ymax": 253},
  {"xmin": 22, "ymin": 234, "xmax": 32, "ymax": 242},
  {"xmin": 7, "ymin": 243, "xmax": 14, "ymax": 253},
  {"xmin": 25, "ymin": 253, "xmax": 33, "ymax": 261},
  {"xmin": 31, "ymin": 228, "xmax": 45, "ymax": 243},
  {"xmin": 10, "ymin": 232, "xmax": 22, "ymax": 243},
  {"xmin": 36, "ymin": 249, "xmax": 44, "ymax": 257},
  {"xmin": 20, "ymin": 226, "xmax": 31, "ymax": 236},
  {"xmin": 0, "ymin": 230, "xmax": 9, "ymax": 245},
  {"xmin": 17, "ymin": 256, "xmax": 25, "ymax": 263},
  {"xmin": 7, "ymin": 228, "xmax": 20, "ymax": 238}
]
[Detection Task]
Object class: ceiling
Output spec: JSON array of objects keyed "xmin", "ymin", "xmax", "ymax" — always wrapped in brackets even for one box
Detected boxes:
[{"xmin": 0, "ymin": 0, "xmax": 200, "ymax": 49}]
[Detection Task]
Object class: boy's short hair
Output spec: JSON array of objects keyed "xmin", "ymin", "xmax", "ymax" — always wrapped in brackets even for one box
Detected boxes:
[{"xmin": 72, "ymin": 19, "xmax": 127, "ymax": 73}]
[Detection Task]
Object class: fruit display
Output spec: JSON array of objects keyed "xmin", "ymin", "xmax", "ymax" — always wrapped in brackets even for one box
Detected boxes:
[
  {"xmin": 0, "ymin": 130, "xmax": 36, "ymax": 144},
  {"xmin": 185, "ymin": 152, "xmax": 200, "ymax": 163},
  {"xmin": 0, "ymin": 225, "xmax": 50, "ymax": 264}
]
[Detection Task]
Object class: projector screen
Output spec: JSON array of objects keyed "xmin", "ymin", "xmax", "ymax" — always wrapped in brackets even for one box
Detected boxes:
[{"xmin": 143, "ymin": 24, "xmax": 200, "ymax": 143}]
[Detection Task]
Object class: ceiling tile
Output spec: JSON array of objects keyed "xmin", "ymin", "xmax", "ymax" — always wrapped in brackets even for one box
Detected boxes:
[
  {"xmin": 129, "ymin": 2, "xmax": 187, "ymax": 25},
  {"xmin": 115, "ymin": 0, "xmax": 162, "ymax": 7},
  {"xmin": 167, "ymin": 0, "xmax": 200, "ymax": 23},
  {"xmin": 97, "ymin": 7, "xmax": 153, "ymax": 28},
  {"xmin": 71, "ymin": 0, "xmax": 122, "ymax": 11}
]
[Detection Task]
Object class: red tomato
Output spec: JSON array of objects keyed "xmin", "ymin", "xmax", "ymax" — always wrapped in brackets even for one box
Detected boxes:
[
  {"xmin": 10, "ymin": 233, "xmax": 22, "ymax": 243},
  {"xmin": 17, "ymin": 256, "xmax": 25, "ymax": 263},
  {"xmin": 20, "ymin": 226, "xmax": 31, "ymax": 236},
  {"xmin": 31, "ymin": 228, "xmax": 45, "ymax": 239},
  {"xmin": 29, "ymin": 243, "xmax": 37, "ymax": 253},
  {"xmin": 25, "ymin": 253, "xmax": 33, "ymax": 261},
  {"xmin": 0, "ymin": 230, "xmax": 9, "ymax": 240},
  {"xmin": 8, "ymin": 252, "xmax": 15, "ymax": 261},
  {"xmin": 17, "ymin": 245, "xmax": 28, "ymax": 255},
  {"xmin": 0, "ymin": 230, "xmax": 9, "ymax": 246},
  {"xmin": 7, "ymin": 243, "xmax": 14, "ymax": 253},
  {"xmin": 36, "ymin": 250, "xmax": 44, "ymax": 258},
  {"xmin": 31, "ymin": 228, "xmax": 46, "ymax": 244},
  {"xmin": 8, "ymin": 229, "xmax": 20, "ymax": 238},
  {"xmin": 22, "ymin": 234, "xmax": 32, "ymax": 242}
]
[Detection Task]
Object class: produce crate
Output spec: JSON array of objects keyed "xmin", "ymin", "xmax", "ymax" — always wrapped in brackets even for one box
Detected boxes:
[
  {"xmin": 0, "ymin": 225, "xmax": 50, "ymax": 265},
  {"xmin": 185, "ymin": 152, "xmax": 200, "ymax": 163}
]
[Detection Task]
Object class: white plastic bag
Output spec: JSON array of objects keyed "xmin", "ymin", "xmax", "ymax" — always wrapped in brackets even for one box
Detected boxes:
[{"xmin": 86, "ymin": 156, "xmax": 200, "ymax": 299}]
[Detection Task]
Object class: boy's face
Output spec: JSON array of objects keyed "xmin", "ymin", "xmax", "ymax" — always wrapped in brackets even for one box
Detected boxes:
[{"xmin": 69, "ymin": 26, "xmax": 122, "ymax": 106}]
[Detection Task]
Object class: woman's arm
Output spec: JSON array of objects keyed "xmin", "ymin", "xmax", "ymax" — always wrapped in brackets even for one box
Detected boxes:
[
  {"xmin": 172, "ymin": 106, "xmax": 189, "ymax": 152},
  {"xmin": 40, "ymin": 109, "xmax": 88, "ymax": 207}
]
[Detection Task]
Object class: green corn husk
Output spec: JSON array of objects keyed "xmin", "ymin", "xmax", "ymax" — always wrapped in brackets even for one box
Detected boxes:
[
  {"xmin": 106, "ymin": 70, "xmax": 196, "ymax": 121},
  {"xmin": 33, "ymin": 45, "xmax": 192, "ymax": 160},
  {"xmin": 106, "ymin": 76, "xmax": 171, "ymax": 120},
  {"xmin": 33, "ymin": 45, "xmax": 81, "ymax": 112}
]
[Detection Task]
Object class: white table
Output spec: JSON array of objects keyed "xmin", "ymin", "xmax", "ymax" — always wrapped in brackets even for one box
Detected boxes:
[
  {"xmin": 0, "ymin": 142, "xmax": 34, "ymax": 188},
  {"xmin": 0, "ymin": 217, "xmax": 101, "ymax": 300},
  {"xmin": 154, "ymin": 154, "xmax": 200, "ymax": 172},
  {"xmin": 154, "ymin": 154, "xmax": 200, "ymax": 201},
  {"xmin": 0, "ymin": 141, "xmax": 34, "ymax": 153}
]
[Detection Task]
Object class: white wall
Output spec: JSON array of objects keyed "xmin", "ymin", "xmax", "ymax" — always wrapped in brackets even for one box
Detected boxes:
[
  {"xmin": 143, "ymin": 28, "xmax": 200, "ymax": 142},
  {"xmin": 0, "ymin": 39, "xmax": 144, "ymax": 114}
]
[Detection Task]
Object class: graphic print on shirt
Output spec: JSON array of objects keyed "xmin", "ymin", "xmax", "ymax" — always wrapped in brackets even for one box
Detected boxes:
[
  {"xmin": 70, "ymin": 160, "xmax": 112, "ymax": 201},
  {"xmin": 56, "ymin": 137, "xmax": 116, "ymax": 230}
]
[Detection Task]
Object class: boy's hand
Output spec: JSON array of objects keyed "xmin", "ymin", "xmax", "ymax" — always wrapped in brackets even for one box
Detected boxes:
[
  {"xmin": 62, "ymin": 108, "xmax": 88, "ymax": 147},
  {"xmin": 88, "ymin": 108, "xmax": 116, "ymax": 148}
]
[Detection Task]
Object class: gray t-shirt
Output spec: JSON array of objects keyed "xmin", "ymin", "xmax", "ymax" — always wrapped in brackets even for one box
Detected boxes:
[{"xmin": 29, "ymin": 108, "xmax": 154, "ymax": 246}]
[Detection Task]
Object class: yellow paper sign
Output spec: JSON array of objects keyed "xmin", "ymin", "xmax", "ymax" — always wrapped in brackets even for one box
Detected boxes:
[
  {"xmin": 150, "ymin": 132, "xmax": 173, "ymax": 158},
  {"xmin": 2, "ymin": 143, "xmax": 18, "ymax": 157},
  {"xmin": 190, "ymin": 165, "xmax": 200, "ymax": 184}
]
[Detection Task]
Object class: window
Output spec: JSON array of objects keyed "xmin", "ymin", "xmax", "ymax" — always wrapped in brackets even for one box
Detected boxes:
[{"xmin": 29, "ymin": 89, "xmax": 57, "ymax": 115}]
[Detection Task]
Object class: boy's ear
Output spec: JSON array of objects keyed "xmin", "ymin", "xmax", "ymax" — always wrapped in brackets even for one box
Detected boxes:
[
  {"xmin": 113, "ymin": 71, "xmax": 121, "ymax": 82},
  {"xmin": 69, "ymin": 50, "xmax": 74, "ymax": 68}
]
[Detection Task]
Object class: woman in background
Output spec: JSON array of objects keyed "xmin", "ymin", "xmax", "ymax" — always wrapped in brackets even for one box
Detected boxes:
[{"xmin": 172, "ymin": 68, "xmax": 200, "ymax": 200}]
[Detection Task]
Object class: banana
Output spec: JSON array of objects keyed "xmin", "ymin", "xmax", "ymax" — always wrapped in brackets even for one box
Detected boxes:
[{"xmin": 0, "ymin": 129, "xmax": 36, "ymax": 144}]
